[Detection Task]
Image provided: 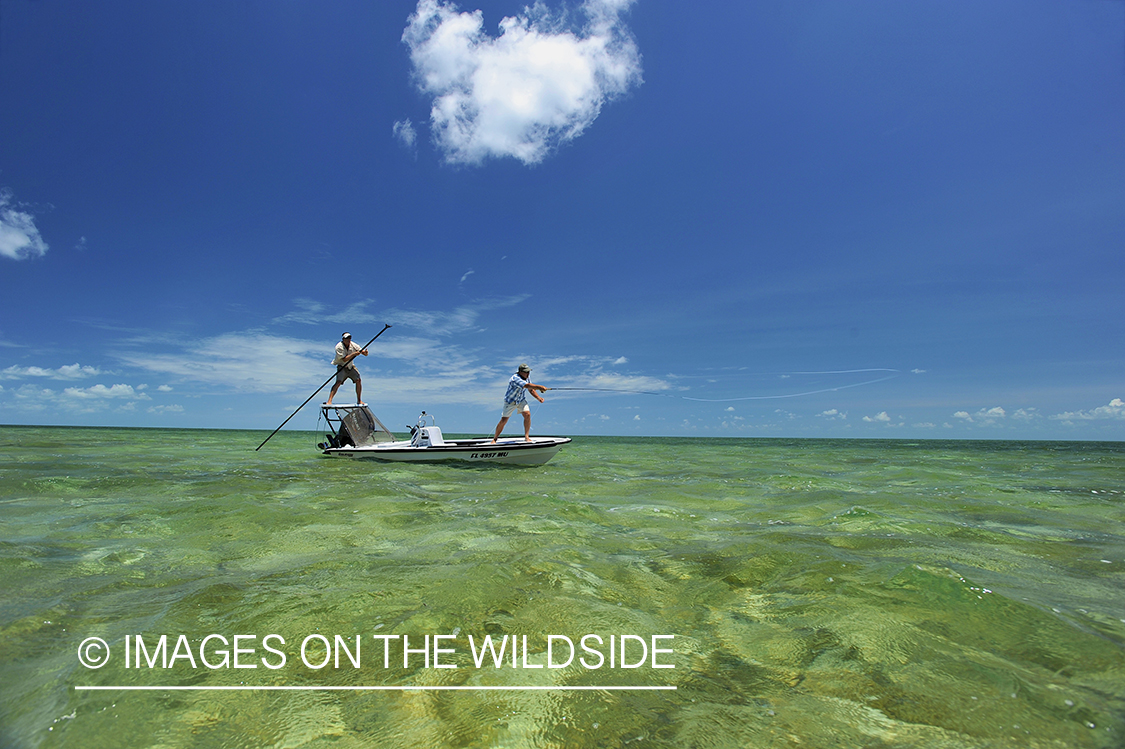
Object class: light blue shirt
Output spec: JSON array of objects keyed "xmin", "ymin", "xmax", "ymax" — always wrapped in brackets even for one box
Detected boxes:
[{"xmin": 504, "ymin": 374, "xmax": 528, "ymax": 405}]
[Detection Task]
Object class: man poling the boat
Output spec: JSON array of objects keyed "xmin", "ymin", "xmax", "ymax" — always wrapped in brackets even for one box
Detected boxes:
[
  {"xmin": 255, "ymin": 325, "xmax": 391, "ymax": 451},
  {"xmin": 492, "ymin": 363, "xmax": 547, "ymax": 443},
  {"xmin": 327, "ymin": 332, "xmax": 368, "ymax": 406}
]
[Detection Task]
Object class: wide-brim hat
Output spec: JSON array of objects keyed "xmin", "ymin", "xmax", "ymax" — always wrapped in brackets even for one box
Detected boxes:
[{"xmin": 517, "ymin": 363, "xmax": 531, "ymax": 373}]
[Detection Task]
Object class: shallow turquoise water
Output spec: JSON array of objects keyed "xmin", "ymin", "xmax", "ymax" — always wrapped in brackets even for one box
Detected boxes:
[{"xmin": 1, "ymin": 426, "xmax": 1123, "ymax": 748}]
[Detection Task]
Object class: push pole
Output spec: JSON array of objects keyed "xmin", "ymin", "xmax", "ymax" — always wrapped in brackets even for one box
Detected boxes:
[{"xmin": 255, "ymin": 324, "xmax": 391, "ymax": 451}]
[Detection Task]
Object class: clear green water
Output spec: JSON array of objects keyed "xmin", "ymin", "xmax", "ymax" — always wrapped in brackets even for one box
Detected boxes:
[{"xmin": 1, "ymin": 426, "xmax": 1123, "ymax": 748}]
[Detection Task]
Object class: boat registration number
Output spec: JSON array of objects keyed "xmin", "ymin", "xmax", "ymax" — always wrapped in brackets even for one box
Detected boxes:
[{"xmin": 470, "ymin": 451, "xmax": 509, "ymax": 459}]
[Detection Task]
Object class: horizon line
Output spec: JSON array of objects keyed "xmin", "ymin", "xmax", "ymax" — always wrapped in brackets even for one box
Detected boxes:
[{"xmin": 3, "ymin": 423, "xmax": 1120, "ymax": 443}]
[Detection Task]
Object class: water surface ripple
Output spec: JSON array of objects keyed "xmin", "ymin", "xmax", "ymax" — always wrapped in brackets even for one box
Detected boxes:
[{"xmin": 1, "ymin": 427, "xmax": 1122, "ymax": 747}]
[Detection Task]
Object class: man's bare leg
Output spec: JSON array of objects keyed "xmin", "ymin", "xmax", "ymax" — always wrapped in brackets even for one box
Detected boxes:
[{"xmin": 492, "ymin": 416, "xmax": 509, "ymax": 443}]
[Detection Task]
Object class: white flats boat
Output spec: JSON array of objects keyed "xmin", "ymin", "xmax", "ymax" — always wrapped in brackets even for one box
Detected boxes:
[{"xmin": 317, "ymin": 405, "xmax": 571, "ymax": 465}]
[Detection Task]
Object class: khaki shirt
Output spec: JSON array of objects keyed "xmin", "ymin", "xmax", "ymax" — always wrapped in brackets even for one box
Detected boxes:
[{"xmin": 333, "ymin": 341, "xmax": 361, "ymax": 369}]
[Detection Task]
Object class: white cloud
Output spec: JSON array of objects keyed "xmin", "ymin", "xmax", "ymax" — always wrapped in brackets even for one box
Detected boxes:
[
  {"xmin": 1, "ymin": 363, "xmax": 104, "ymax": 380},
  {"xmin": 270, "ymin": 298, "xmax": 328, "ymax": 325},
  {"xmin": 27, "ymin": 299, "xmax": 679, "ymax": 413},
  {"xmin": 555, "ymin": 370, "xmax": 671, "ymax": 394},
  {"xmin": 116, "ymin": 334, "xmax": 328, "ymax": 394},
  {"xmin": 613, "ymin": 356, "xmax": 628, "ymax": 365},
  {"xmin": 1, "ymin": 382, "xmax": 152, "ymax": 415},
  {"xmin": 110, "ymin": 328, "xmax": 504, "ymax": 407},
  {"xmin": 953, "ymin": 406, "xmax": 1006, "ymax": 426},
  {"xmin": 0, "ymin": 189, "xmax": 49, "ymax": 261},
  {"xmin": 1051, "ymin": 398, "xmax": 1125, "ymax": 422},
  {"xmin": 911, "ymin": 369, "xmax": 926, "ymax": 374},
  {"xmin": 275, "ymin": 295, "xmax": 530, "ymax": 335},
  {"xmin": 383, "ymin": 295, "xmax": 530, "ymax": 335},
  {"xmin": 393, "ymin": 118, "xmax": 418, "ymax": 149},
  {"xmin": 3, "ymin": 384, "xmax": 53, "ymax": 412},
  {"xmin": 148, "ymin": 404, "xmax": 184, "ymax": 414},
  {"xmin": 402, "ymin": 0, "xmax": 642, "ymax": 165},
  {"xmin": 818, "ymin": 408, "xmax": 847, "ymax": 420},
  {"xmin": 272, "ymin": 298, "xmax": 386, "ymax": 327},
  {"xmin": 863, "ymin": 411, "xmax": 891, "ymax": 423},
  {"xmin": 62, "ymin": 383, "xmax": 149, "ymax": 401}
]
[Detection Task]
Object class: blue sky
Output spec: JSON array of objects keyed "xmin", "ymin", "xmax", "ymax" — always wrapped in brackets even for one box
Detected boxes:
[{"xmin": 1, "ymin": 0, "xmax": 1123, "ymax": 439}]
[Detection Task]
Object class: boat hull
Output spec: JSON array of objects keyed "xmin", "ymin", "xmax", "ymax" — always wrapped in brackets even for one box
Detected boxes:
[{"xmin": 321, "ymin": 436, "xmax": 571, "ymax": 465}]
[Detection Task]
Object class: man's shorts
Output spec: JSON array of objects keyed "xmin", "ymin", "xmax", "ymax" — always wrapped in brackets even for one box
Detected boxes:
[
  {"xmin": 502, "ymin": 401, "xmax": 530, "ymax": 419},
  {"xmin": 335, "ymin": 366, "xmax": 360, "ymax": 385}
]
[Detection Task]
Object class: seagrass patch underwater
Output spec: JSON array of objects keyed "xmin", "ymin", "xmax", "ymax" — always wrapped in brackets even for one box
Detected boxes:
[{"xmin": 1, "ymin": 425, "xmax": 1123, "ymax": 748}]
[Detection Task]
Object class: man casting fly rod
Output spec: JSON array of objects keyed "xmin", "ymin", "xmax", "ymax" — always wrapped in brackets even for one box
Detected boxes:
[{"xmin": 491, "ymin": 363, "xmax": 547, "ymax": 443}]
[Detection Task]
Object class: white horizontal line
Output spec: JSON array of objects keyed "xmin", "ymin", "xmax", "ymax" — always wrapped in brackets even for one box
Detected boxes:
[{"xmin": 76, "ymin": 685, "xmax": 675, "ymax": 692}]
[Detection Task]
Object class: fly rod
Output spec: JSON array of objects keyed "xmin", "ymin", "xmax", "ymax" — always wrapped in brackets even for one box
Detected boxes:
[
  {"xmin": 543, "ymin": 387, "xmax": 669, "ymax": 396},
  {"xmin": 255, "ymin": 324, "xmax": 391, "ymax": 451}
]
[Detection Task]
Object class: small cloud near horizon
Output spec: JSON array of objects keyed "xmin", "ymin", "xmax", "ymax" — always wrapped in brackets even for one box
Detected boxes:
[
  {"xmin": 953, "ymin": 406, "xmax": 1006, "ymax": 426},
  {"xmin": 4, "ymin": 382, "xmax": 152, "ymax": 415},
  {"xmin": 1051, "ymin": 398, "xmax": 1125, "ymax": 422}
]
